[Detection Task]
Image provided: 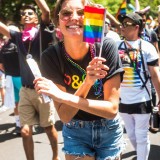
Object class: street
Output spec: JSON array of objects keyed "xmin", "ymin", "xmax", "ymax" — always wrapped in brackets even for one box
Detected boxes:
[{"xmin": 0, "ymin": 108, "xmax": 160, "ymax": 160}]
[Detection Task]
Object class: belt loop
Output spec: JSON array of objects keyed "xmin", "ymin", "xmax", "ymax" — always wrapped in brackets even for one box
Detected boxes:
[{"xmin": 79, "ymin": 121, "xmax": 84, "ymax": 128}]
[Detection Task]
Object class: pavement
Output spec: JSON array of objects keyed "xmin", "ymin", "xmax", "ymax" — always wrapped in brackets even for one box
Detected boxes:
[{"xmin": 0, "ymin": 108, "xmax": 160, "ymax": 160}]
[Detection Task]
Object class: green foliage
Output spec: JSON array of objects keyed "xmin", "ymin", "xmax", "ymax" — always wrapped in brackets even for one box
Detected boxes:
[
  {"xmin": 0, "ymin": 0, "xmax": 159, "ymax": 25},
  {"xmin": 92, "ymin": 0, "xmax": 159, "ymax": 17}
]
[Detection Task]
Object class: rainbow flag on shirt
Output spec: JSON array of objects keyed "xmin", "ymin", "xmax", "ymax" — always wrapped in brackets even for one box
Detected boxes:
[{"xmin": 83, "ymin": 6, "xmax": 106, "ymax": 44}]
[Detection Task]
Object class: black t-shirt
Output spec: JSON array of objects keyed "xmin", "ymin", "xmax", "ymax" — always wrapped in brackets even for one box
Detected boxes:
[
  {"xmin": 10, "ymin": 22, "xmax": 54, "ymax": 86},
  {"xmin": 41, "ymin": 38, "xmax": 124, "ymax": 121},
  {"xmin": 0, "ymin": 39, "xmax": 20, "ymax": 76}
]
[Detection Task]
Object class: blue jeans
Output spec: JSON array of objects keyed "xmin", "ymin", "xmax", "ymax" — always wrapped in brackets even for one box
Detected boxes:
[{"xmin": 62, "ymin": 114, "xmax": 124, "ymax": 160}]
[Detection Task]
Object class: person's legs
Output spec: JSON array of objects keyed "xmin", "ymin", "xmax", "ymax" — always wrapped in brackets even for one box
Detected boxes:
[
  {"xmin": 0, "ymin": 72, "xmax": 5, "ymax": 106},
  {"xmin": 120, "ymin": 113, "xmax": 137, "ymax": 149},
  {"xmin": 13, "ymin": 77, "xmax": 22, "ymax": 133},
  {"xmin": 134, "ymin": 114, "xmax": 150, "ymax": 160},
  {"xmin": 36, "ymin": 94, "xmax": 59, "ymax": 160},
  {"xmin": 18, "ymin": 88, "xmax": 39, "ymax": 160},
  {"xmin": 44, "ymin": 125, "xmax": 59, "ymax": 160},
  {"xmin": 0, "ymin": 88, "xmax": 5, "ymax": 106},
  {"xmin": 21, "ymin": 124, "xmax": 34, "ymax": 160}
]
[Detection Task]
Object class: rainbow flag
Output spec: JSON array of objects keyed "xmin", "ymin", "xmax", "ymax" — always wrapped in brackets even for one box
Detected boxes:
[
  {"xmin": 83, "ymin": 6, "xmax": 106, "ymax": 44},
  {"xmin": 116, "ymin": 0, "xmax": 127, "ymax": 19}
]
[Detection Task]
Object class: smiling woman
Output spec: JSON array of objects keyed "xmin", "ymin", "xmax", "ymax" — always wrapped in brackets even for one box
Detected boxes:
[{"xmin": 33, "ymin": 0, "xmax": 125, "ymax": 160}]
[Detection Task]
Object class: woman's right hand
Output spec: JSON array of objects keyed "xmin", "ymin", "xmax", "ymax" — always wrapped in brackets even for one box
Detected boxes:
[{"xmin": 34, "ymin": 77, "xmax": 64, "ymax": 102}]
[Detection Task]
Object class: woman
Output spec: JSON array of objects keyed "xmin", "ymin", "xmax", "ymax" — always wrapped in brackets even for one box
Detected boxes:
[{"xmin": 34, "ymin": 0, "xmax": 124, "ymax": 159}]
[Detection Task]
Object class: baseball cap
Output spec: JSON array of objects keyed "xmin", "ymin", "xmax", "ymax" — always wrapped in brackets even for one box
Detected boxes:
[{"xmin": 118, "ymin": 12, "xmax": 143, "ymax": 27}]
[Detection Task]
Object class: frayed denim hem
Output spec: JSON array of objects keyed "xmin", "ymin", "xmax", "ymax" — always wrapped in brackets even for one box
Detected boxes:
[
  {"xmin": 99, "ymin": 153, "xmax": 121, "ymax": 160},
  {"xmin": 63, "ymin": 151, "xmax": 122, "ymax": 160},
  {"xmin": 62, "ymin": 150, "xmax": 94, "ymax": 158}
]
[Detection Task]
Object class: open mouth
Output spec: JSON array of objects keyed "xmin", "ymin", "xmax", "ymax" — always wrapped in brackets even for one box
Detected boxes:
[{"xmin": 66, "ymin": 25, "xmax": 83, "ymax": 29}]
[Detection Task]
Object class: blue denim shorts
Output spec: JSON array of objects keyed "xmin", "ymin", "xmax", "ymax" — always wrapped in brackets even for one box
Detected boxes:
[{"xmin": 62, "ymin": 114, "xmax": 124, "ymax": 160}]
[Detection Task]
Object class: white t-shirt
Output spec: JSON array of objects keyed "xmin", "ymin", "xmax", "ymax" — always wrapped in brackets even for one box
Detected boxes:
[
  {"xmin": 116, "ymin": 39, "xmax": 158, "ymax": 104},
  {"xmin": 106, "ymin": 30, "xmax": 121, "ymax": 41}
]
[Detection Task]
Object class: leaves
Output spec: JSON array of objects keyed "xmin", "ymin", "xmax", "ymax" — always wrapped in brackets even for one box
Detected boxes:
[{"xmin": 0, "ymin": 0, "xmax": 159, "ymax": 24}]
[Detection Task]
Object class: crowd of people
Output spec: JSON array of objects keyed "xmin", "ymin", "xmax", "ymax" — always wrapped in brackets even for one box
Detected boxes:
[{"xmin": 0, "ymin": 0, "xmax": 160, "ymax": 160}]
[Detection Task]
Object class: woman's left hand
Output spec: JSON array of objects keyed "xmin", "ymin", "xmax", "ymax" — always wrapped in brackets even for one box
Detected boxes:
[{"xmin": 85, "ymin": 57, "xmax": 109, "ymax": 86}]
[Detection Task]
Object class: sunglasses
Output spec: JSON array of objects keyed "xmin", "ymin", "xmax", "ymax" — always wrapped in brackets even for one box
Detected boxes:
[
  {"xmin": 20, "ymin": 11, "xmax": 35, "ymax": 16},
  {"xmin": 121, "ymin": 22, "xmax": 136, "ymax": 28},
  {"xmin": 59, "ymin": 9, "xmax": 84, "ymax": 21}
]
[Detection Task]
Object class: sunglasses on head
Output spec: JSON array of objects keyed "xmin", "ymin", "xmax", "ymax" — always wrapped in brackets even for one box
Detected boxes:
[
  {"xmin": 59, "ymin": 9, "xmax": 84, "ymax": 21},
  {"xmin": 20, "ymin": 11, "xmax": 35, "ymax": 16},
  {"xmin": 121, "ymin": 21, "xmax": 136, "ymax": 28}
]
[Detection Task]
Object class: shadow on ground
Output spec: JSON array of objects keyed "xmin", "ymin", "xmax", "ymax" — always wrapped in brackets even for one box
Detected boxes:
[
  {"xmin": 149, "ymin": 144, "xmax": 160, "ymax": 160},
  {"xmin": 0, "ymin": 120, "xmax": 63, "ymax": 143},
  {"xmin": 0, "ymin": 123, "xmax": 20, "ymax": 142},
  {"xmin": 121, "ymin": 151, "xmax": 136, "ymax": 159},
  {"xmin": 121, "ymin": 145, "xmax": 160, "ymax": 160}
]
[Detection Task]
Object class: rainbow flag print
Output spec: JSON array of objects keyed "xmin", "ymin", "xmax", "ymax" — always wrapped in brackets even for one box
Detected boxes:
[{"xmin": 83, "ymin": 6, "xmax": 106, "ymax": 44}]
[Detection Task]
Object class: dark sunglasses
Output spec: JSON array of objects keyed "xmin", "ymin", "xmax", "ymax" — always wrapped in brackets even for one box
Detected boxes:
[
  {"xmin": 20, "ymin": 11, "xmax": 35, "ymax": 16},
  {"xmin": 59, "ymin": 9, "xmax": 84, "ymax": 21},
  {"xmin": 121, "ymin": 22, "xmax": 136, "ymax": 28}
]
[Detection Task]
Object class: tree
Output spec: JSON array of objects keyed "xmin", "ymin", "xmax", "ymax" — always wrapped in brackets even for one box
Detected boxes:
[{"xmin": 0, "ymin": 0, "xmax": 159, "ymax": 25}]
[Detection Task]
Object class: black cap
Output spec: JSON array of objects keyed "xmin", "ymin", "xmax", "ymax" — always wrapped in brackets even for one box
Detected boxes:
[{"xmin": 118, "ymin": 12, "xmax": 143, "ymax": 28}]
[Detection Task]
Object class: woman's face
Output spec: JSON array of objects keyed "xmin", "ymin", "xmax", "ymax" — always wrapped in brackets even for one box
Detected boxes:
[{"xmin": 58, "ymin": 0, "xmax": 85, "ymax": 39}]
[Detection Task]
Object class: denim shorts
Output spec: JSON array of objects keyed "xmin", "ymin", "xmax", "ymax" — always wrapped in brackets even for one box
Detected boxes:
[{"xmin": 62, "ymin": 114, "xmax": 124, "ymax": 160}]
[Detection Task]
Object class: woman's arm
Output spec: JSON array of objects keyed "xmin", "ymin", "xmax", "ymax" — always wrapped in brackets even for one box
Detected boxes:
[
  {"xmin": 47, "ymin": 57, "xmax": 109, "ymax": 122},
  {"xmin": 34, "ymin": 72, "xmax": 120, "ymax": 122},
  {"xmin": 53, "ymin": 80, "xmax": 93, "ymax": 123},
  {"xmin": 57, "ymin": 73, "xmax": 120, "ymax": 120}
]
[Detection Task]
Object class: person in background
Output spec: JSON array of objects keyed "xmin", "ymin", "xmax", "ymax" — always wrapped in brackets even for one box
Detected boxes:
[
  {"xmin": 0, "ymin": 25, "xmax": 22, "ymax": 135},
  {"xmin": 136, "ymin": 9, "xmax": 159, "ymax": 54},
  {"xmin": 0, "ymin": 37, "xmax": 5, "ymax": 49},
  {"xmin": 0, "ymin": 0, "xmax": 59, "ymax": 159},
  {"xmin": 34, "ymin": 0, "xmax": 125, "ymax": 160},
  {"xmin": 154, "ymin": 5, "xmax": 160, "ymax": 52},
  {"xmin": 136, "ymin": 8, "xmax": 160, "ymax": 134},
  {"xmin": 0, "ymin": 69, "xmax": 5, "ymax": 109},
  {"xmin": 104, "ymin": 18, "xmax": 121, "ymax": 41},
  {"xmin": 0, "ymin": 37, "xmax": 5, "ymax": 111},
  {"xmin": 117, "ymin": 12, "xmax": 160, "ymax": 160}
]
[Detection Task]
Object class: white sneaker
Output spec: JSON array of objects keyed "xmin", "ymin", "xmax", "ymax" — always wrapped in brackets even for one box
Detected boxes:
[{"xmin": 0, "ymin": 105, "xmax": 8, "ymax": 112}]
